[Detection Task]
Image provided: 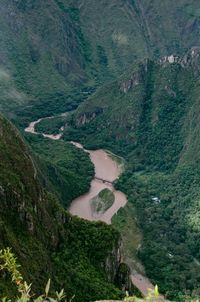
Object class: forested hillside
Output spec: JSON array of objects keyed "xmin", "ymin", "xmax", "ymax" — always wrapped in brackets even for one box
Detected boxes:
[
  {"xmin": 61, "ymin": 49, "xmax": 200, "ymax": 299},
  {"xmin": 2, "ymin": 0, "xmax": 200, "ymax": 117},
  {"xmin": 1, "ymin": 0, "xmax": 200, "ymax": 300},
  {"xmin": 66, "ymin": 49, "xmax": 200, "ymax": 170},
  {"xmin": 0, "ymin": 114, "xmax": 128, "ymax": 301}
]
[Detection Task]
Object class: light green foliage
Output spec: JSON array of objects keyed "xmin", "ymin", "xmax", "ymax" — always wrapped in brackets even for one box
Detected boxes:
[
  {"xmin": 124, "ymin": 286, "xmax": 160, "ymax": 301},
  {"xmin": 91, "ymin": 189, "xmax": 115, "ymax": 215},
  {"xmin": 0, "ymin": 248, "xmax": 66, "ymax": 302}
]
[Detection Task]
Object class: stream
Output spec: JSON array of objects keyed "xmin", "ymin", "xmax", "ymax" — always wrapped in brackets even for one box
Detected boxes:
[{"xmin": 24, "ymin": 115, "xmax": 159, "ymax": 298}]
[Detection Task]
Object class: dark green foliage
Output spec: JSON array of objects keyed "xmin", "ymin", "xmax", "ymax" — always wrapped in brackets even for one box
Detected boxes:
[
  {"xmin": 53, "ymin": 218, "xmax": 122, "ymax": 301},
  {"xmin": 2, "ymin": 0, "xmax": 200, "ymax": 117},
  {"xmin": 35, "ymin": 116, "xmax": 67, "ymax": 135},
  {"xmin": 25, "ymin": 134, "xmax": 94, "ymax": 207},
  {"xmin": 53, "ymin": 1, "xmax": 92, "ymax": 63},
  {"xmin": 12, "ymin": 89, "xmax": 95, "ymax": 130},
  {"xmin": 115, "ymin": 164, "xmax": 200, "ymax": 299},
  {"xmin": 0, "ymin": 115, "xmax": 123, "ymax": 301},
  {"xmin": 66, "ymin": 57, "xmax": 198, "ymax": 171},
  {"xmin": 3, "ymin": 1, "xmax": 200, "ymax": 300},
  {"xmin": 97, "ymin": 45, "xmax": 108, "ymax": 67},
  {"xmin": 63, "ymin": 54, "xmax": 200, "ymax": 299}
]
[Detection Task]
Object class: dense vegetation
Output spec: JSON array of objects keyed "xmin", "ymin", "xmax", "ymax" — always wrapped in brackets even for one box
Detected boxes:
[
  {"xmin": 0, "ymin": 248, "xmax": 162, "ymax": 302},
  {"xmin": 34, "ymin": 115, "xmax": 68, "ymax": 135},
  {"xmin": 60, "ymin": 51, "xmax": 200, "ymax": 300},
  {"xmin": 0, "ymin": 115, "xmax": 126, "ymax": 301},
  {"xmin": 2, "ymin": 0, "xmax": 200, "ymax": 117},
  {"xmin": 25, "ymin": 133, "xmax": 94, "ymax": 207},
  {"xmin": 63, "ymin": 54, "xmax": 199, "ymax": 167},
  {"xmin": 115, "ymin": 165, "xmax": 200, "ymax": 300},
  {"xmin": 2, "ymin": 1, "xmax": 200, "ymax": 300},
  {"xmin": 91, "ymin": 189, "xmax": 115, "ymax": 216}
]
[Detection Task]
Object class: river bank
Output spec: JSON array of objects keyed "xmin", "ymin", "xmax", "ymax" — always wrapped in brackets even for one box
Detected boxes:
[
  {"xmin": 24, "ymin": 115, "xmax": 158, "ymax": 298},
  {"xmin": 25, "ymin": 118, "xmax": 128, "ymax": 224}
]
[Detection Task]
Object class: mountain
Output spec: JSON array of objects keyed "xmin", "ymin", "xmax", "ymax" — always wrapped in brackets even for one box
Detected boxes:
[
  {"xmin": 2, "ymin": 0, "xmax": 200, "ymax": 117},
  {"xmin": 0, "ymin": 0, "xmax": 93, "ymax": 117},
  {"xmin": 64, "ymin": 48, "xmax": 200, "ymax": 170},
  {"xmin": 61, "ymin": 49, "xmax": 200, "ymax": 299},
  {"xmin": 0, "ymin": 114, "xmax": 131, "ymax": 301},
  {"xmin": 2, "ymin": 1, "xmax": 200, "ymax": 300}
]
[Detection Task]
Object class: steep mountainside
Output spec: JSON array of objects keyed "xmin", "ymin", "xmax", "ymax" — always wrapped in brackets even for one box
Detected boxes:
[
  {"xmin": 0, "ymin": 114, "xmax": 129, "ymax": 301},
  {"xmin": 2, "ymin": 1, "xmax": 200, "ymax": 300},
  {"xmin": 61, "ymin": 49, "xmax": 200, "ymax": 299},
  {"xmin": 2, "ymin": 0, "xmax": 200, "ymax": 117},
  {"xmin": 65, "ymin": 48, "xmax": 200, "ymax": 171},
  {"xmin": 24, "ymin": 133, "xmax": 94, "ymax": 207},
  {"xmin": 0, "ymin": 0, "xmax": 92, "ymax": 115},
  {"xmin": 75, "ymin": 0, "xmax": 200, "ymax": 75}
]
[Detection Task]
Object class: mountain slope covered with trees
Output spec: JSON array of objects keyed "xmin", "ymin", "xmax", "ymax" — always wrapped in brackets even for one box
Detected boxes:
[
  {"xmin": 1, "ymin": 0, "xmax": 200, "ymax": 117},
  {"xmin": 61, "ymin": 49, "xmax": 200, "ymax": 299},
  {"xmin": 0, "ymin": 114, "xmax": 128, "ymax": 301},
  {"xmin": 2, "ymin": 0, "xmax": 200, "ymax": 300}
]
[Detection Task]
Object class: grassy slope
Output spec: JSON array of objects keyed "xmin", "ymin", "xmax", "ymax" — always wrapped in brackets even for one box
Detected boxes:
[{"xmin": 0, "ymin": 114, "xmax": 125, "ymax": 302}]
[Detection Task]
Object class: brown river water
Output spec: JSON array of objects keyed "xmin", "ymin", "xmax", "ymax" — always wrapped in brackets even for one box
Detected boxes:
[
  {"xmin": 25, "ymin": 120, "xmax": 127, "ymax": 223},
  {"xmin": 69, "ymin": 141, "xmax": 127, "ymax": 224},
  {"xmin": 24, "ymin": 116, "xmax": 160, "ymax": 298}
]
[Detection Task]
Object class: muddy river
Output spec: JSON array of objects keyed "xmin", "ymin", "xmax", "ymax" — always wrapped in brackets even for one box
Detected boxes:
[{"xmin": 25, "ymin": 116, "xmax": 158, "ymax": 298}]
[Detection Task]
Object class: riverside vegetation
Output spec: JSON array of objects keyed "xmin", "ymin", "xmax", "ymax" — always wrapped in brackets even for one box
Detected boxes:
[
  {"xmin": 1, "ymin": 1, "xmax": 200, "ymax": 301},
  {"xmin": 60, "ymin": 50, "xmax": 200, "ymax": 300},
  {"xmin": 0, "ymin": 115, "xmax": 129, "ymax": 301},
  {"xmin": 91, "ymin": 189, "xmax": 115, "ymax": 217}
]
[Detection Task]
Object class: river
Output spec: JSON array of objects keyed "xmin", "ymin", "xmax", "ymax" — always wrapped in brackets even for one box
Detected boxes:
[
  {"xmin": 25, "ymin": 118, "xmax": 127, "ymax": 224},
  {"xmin": 24, "ymin": 115, "xmax": 161, "ymax": 298}
]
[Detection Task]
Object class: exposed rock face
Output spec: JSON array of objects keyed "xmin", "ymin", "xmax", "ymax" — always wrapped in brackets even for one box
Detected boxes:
[
  {"xmin": 103, "ymin": 239, "xmax": 122, "ymax": 283},
  {"xmin": 159, "ymin": 48, "xmax": 200, "ymax": 68},
  {"xmin": 101, "ymin": 239, "xmax": 132, "ymax": 293},
  {"xmin": 120, "ymin": 72, "xmax": 140, "ymax": 93},
  {"xmin": 76, "ymin": 108, "xmax": 103, "ymax": 126}
]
